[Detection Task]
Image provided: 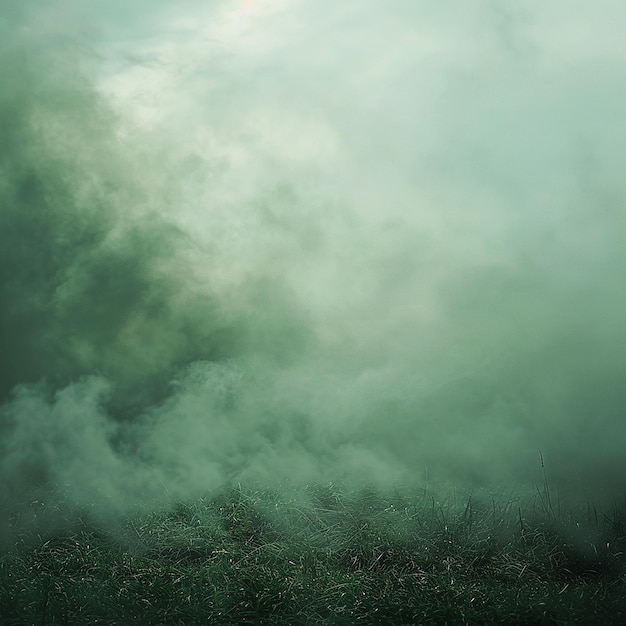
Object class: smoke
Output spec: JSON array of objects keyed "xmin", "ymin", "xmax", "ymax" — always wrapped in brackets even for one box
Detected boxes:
[{"xmin": 2, "ymin": 0, "xmax": 626, "ymax": 538}]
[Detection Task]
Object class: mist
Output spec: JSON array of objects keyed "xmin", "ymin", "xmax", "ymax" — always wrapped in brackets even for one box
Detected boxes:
[{"xmin": 2, "ymin": 0, "xmax": 626, "ymax": 538}]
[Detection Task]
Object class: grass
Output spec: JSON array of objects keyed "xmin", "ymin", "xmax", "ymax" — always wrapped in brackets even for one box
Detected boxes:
[{"xmin": 1, "ymin": 484, "xmax": 625, "ymax": 625}]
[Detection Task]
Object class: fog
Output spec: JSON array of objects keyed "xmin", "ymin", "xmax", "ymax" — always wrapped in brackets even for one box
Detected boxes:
[{"xmin": 2, "ymin": 0, "xmax": 625, "ymax": 536}]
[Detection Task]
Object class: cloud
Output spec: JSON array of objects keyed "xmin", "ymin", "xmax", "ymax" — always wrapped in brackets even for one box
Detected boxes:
[{"xmin": 1, "ymin": 0, "xmax": 626, "ymax": 539}]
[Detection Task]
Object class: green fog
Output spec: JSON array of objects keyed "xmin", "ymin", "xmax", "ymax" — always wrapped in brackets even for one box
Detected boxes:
[{"xmin": 1, "ymin": 0, "xmax": 626, "ymax": 538}]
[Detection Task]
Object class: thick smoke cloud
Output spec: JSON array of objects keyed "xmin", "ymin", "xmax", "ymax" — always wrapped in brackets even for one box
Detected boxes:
[{"xmin": 2, "ymin": 0, "xmax": 626, "ymax": 538}]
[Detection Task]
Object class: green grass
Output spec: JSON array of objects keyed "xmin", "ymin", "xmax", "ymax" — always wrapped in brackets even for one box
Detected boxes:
[{"xmin": 1, "ymin": 485, "xmax": 625, "ymax": 625}]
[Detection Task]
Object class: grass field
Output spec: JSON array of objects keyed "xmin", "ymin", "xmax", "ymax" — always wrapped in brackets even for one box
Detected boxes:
[{"xmin": 1, "ymin": 484, "xmax": 625, "ymax": 625}]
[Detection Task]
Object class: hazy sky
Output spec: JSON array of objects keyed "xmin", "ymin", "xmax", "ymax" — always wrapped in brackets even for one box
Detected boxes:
[{"xmin": 1, "ymin": 0, "xmax": 625, "ymax": 532}]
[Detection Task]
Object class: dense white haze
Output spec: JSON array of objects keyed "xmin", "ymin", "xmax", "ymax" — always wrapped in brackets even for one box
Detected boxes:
[{"xmin": 1, "ymin": 0, "xmax": 626, "ymax": 538}]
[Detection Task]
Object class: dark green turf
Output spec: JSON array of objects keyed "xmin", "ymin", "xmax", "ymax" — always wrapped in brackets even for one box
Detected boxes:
[{"xmin": 1, "ymin": 486, "xmax": 625, "ymax": 625}]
